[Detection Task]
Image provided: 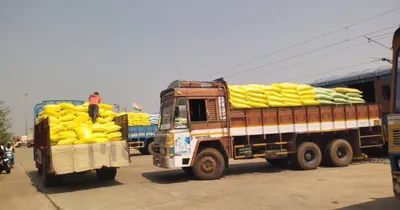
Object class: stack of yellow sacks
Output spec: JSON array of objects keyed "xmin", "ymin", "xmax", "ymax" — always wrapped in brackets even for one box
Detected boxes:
[
  {"xmin": 116, "ymin": 112, "xmax": 151, "ymax": 126},
  {"xmin": 228, "ymin": 83, "xmax": 366, "ymax": 109},
  {"xmin": 35, "ymin": 103, "xmax": 123, "ymax": 146}
]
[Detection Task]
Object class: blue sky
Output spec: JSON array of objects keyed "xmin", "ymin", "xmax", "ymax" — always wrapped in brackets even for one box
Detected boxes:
[{"xmin": 1, "ymin": 0, "xmax": 399, "ymax": 135}]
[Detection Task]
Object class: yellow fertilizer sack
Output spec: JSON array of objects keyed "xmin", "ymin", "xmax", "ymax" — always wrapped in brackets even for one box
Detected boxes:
[
  {"xmin": 104, "ymin": 122, "xmax": 116, "ymax": 127},
  {"xmin": 230, "ymin": 102, "xmax": 251, "ymax": 109},
  {"xmin": 74, "ymin": 125, "xmax": 94, "ymax": 141},
  {"xmin": 270, "ymin": 83, "xmax": 282, "ymax": 89},
  {"xmin": 280, "ymin": 83, "xmax": 298, "ymax": 90},
  {"xmin": 107, "ymin": 132, "xmax": 122, "ymax": 140},
  {"xmin": 284, "ymin": 102, "xmax": 302, "ymax": 106},
  {"xmin": 267, "ymin": 101, "xmax": 286, "ymax": 107},
  {"xmin": 100, "ymin": 110, "xmax": 116, "ymax": 118},
  {"xmin": 59, "ymin": 114, "xmax": 75, "ymax": 122},
  {"xmin": 50, "ymin": 134, "xmax": 62, "ymax": 143},
  {"xmin": 282, "ymin": 93, "xmax": 300, "ymax": 100},
  {"xmin": 229, "ymin": 91, "xmax": 246, "ymax": 100},
  {"xmin": 228, "ymin": 86, "xmax": 246, "ymax": 95},
  {"xmin": 43, "ymin": 110, "xmax": 60, "ymax": 118},
  {"xmin": 93, "ymin": 132, "xmax": 107, "ymax": 138},
  {"xmin": 50, "ymin": 124, "xmax": 65, "ymax": 134},
  {"xmin": 283, "ymin": 98, "xmax": 301, "ymax": 104},
  {"xmin": 57, "ymin": 138, "xmax": 77, "ymax": 145},
  {"xmin": 299, "ymin": 89, "xmax": 316, "ymax": 96},
  {"xmin": 333, "ymin": 87, "xmax": 362, "ymax": 94},
  {"xmin": 282, "ymin": 89, "xmax": 298, "ymax": 95},
  {"xmin": 230, "ymin": 97, "xmax": 249, "ymax": 105},
  {"xmin": 248, "ymin": 102, "xmax": 268, "ymax": 108},
  {"xmin": 247, "ymin": 96, "xmax": 267, "ymax": 104},
  {"xmin": 99, "ymin": 104, "xmax": 113, "ymax": 110},
  {"xmin": 245, "ymin": 86, "xmax": 264, "ymax": 94},
  {"xmin": 267, "ymin": 96, "xmax": 284, "ymax": 102},
  {"xmin": 93, "ymin": 123, "xmax": 107, "ymax": 132},
  {"xmin": 300, "ymin": 95, "xmax": 316, "ymax": 100},
  {"xmin": 106, "ymin": 124, "xmax": 122, "ymax": 133},
  {"xmin": 263, "ymin": 85, "xmax": 281, "ymax": 92},
  {"xmin": 246, "ymin": 92, "xmax": 266, "ymax": 99},
  {"xmin": 74, "ymin": 105, "xmax": 88, "ymax": 112},
  {"xmin": 44, "ymin": 104, "xmax": 61, "ymax": 112},
  {"xmin": 297, "ymin": 84, "xmax": 313, "ymax": 91},
  {"xmin": 264, "ymin": 91, "xmax": 282, "ymax": 98},
  {"xmin": 302, "ymin": 100, "xmax": 320, "ymax": 106},
  {"xmin": 59, "ymin": 103, "xmax": 75, "ymax": 110},
  {"xmin": 59, "ymin": 109, "xmax": 76, "ymax": 116},
  {"xmin": 66, "ymin": 122, "xmax": 79, "ymax": 131},
  {"xmin": 58, "ymin": 131, "xmax": 77, "ymax": 139}
]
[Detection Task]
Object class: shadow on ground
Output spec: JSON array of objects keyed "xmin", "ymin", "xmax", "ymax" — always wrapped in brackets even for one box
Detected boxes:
[
  {"xmin": 27, "ymin": 170, "xmax": 122, "ymax": 194},
  {"xmin": 335, "ymin": 197, "xmax": 399, "ymax": 210},
  {"xmin": 142, "ymin": 162, "xmax": 284, "ymax": 184}
]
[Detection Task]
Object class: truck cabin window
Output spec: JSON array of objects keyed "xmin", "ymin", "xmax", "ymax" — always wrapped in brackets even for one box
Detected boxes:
[
  {"xmin": 159, "ymin": 97, "xmax": 174, "ymax": 130},
  {"xmin": 189, "ymin": 99, "xmax": 207, "ymax": 122},
  {"xmin": 174, "ymin": 97, "xmax": 188, "ymax": 129}
]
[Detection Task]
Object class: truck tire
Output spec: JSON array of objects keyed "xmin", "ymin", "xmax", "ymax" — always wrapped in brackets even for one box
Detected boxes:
[
  {"xmin": 182, "ymin": 167, "xmax": 194, "ymax": 176},
  {"xmin": 192, "ymin": 148, "xmax": 225, "ymax": 180},
  {"xmin": 147, "ymin": 141, "xmax": 155, "ymax": 155},
  {"xmin": 138, "ymin": 141, "xmax": 155, "ymax": 155},
  {"xmin": 266, "ymin": 158, "xmax": 289, "ymax": 167},
  {"xmin": 294, "ymin": 142, "xmax": 322, "ymax": 170},
  {"xmin": 324, "ymin": 139, "xmax": 353, "ymax": 167},
  {"xmin": 138, "ymin": 147, "xmax": 149, "ymax": 155},
  {"xmin": 96, "ymin": 167, "xmax": 117, "ymax": 181}
]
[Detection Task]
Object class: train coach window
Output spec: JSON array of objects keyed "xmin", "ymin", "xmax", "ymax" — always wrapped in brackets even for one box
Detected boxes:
[
  {"xmin": 382, "ymin": 85, "xmax": 391, "ymax": 100},
  {"xmin": 348, "ymin": 82, "xmax": 376, "ymax": 103}
]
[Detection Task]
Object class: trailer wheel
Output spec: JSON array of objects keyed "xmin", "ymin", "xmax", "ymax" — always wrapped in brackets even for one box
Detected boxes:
[
  {"xmin": 182, "ymin": 167, "xmax": 194, "ymax": 176},
  {"xmin": 138, "ymin": 147, "xmax": 149, "ymax": 155},
  {"xmin": 192, "ymin": 148, "xmax": 225, "ymax": 180},
  {"xmin": 324, "ymin": 139, "xmax": 353, "ymax": 167},
  {"xmin": 266, "ymin": 158, "xmax": 289, "ymax": 167},
  {"xmin": 294, "ymin": 142, "xmax": 322, "ymax": 170},
  {"xmin": 96, "ymin": 167, "xmax": 117, "ymax": 181}
]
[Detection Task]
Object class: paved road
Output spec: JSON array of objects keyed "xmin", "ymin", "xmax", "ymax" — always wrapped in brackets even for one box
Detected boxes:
[{"xmin": 2, "ymin": 148, "xmax": 399, "ymax": 210}]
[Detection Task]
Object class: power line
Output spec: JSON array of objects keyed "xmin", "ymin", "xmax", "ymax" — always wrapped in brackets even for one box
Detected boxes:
[
  {"xmin": 248, "ymin": 33, "xmax": 394, "ymax": 81},
  {"xmin": 223, "ymin": 24, "xmax": 399, "ymax": 79},
  {"xmin": 286, "ymin": 60, "xmax": 380, "ymax": 83},
  {"xmin": 197, "ymin": 6, "xmax": 400, "ymax": 80},
  {"xmin": 248, "ymin": 41, "xmax": 369, "ymax": 81}
]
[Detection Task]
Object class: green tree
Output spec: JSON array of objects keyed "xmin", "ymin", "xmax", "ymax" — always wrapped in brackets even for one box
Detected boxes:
[{"xmin": 0, "ymin": 101, "xmax": 12, "ymax": 145}]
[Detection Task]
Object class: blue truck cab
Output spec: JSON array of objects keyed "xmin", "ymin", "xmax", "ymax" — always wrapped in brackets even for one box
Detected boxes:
[{"xmin": 128, "ymin": 124, "xmax": 158, "ymax": 155}]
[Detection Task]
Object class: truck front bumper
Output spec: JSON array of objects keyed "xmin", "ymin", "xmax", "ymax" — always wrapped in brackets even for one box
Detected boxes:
[{"xmin": 153, "ymin": 154, "xmax": 174, "ymax": 169}]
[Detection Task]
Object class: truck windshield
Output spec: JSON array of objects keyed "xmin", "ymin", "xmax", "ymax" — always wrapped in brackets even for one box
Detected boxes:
[{"xmin": 160, "ymin": 97, "xmax": 174, "ymax": 130}]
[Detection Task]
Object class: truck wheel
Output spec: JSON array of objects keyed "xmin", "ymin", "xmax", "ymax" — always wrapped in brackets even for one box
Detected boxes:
[
  {"xmin": 266, "ymin": 158, "xmax": 289, "ymax": 167},
  {"xmin": 192, "ymin": 148, "xmax": 225, "ymax": 180},
  {"xmin": 182, "ymin": 167, "xmax": 194, "ymax": 176},
  {"xmin": 138, "ymin": 147, "xmax": 149, "ymax": 155},
  {"xmin": 5, "ymin": 164, "xmax": 11, "ymax": 174},
  {"xmin": 96, "ymin": 167, "xmax": 117, "ymax": 181},
  {"xmin": 147, "ymin": 141, "xmax": 155, "ymax": 155},
  {"xmin": 294, "ymin": 142, "xmax": 322, "ymax": 170},
  {"xmin": 324, "ymin": 139, "xmax": 353, "ymax": 167}
]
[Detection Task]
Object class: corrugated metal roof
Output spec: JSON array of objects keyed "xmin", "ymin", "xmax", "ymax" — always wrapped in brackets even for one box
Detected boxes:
[{"xmin": 310, "ymin": 66, "xmax": 391, "ymax": 87}]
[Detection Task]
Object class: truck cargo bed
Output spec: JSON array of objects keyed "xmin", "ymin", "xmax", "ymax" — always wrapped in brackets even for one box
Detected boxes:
[{"xmin": 229, "ymin": 104, "xmax": 381, "ymax": 135}]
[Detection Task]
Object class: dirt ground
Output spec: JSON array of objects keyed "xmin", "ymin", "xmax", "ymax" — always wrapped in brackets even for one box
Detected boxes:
[{"xmin": 1, "ymin": 148, "xmax": 399, "ymax": 210}]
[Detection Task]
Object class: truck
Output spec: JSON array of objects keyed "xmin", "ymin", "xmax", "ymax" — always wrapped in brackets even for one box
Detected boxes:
[
  {"xmin": 152, "ymin": 79, "xmax": 387, "ymax": 180},
  {"xmin": 128, "ymin": 124, "xmax": 158, "ymax": 155},
  {"xmin": 388, "ymin": 26, "xmax": 400, "ymax": 199},
  {"xmin": 34, "ymin": 114, "xmax": 130, "ymax": 187}
]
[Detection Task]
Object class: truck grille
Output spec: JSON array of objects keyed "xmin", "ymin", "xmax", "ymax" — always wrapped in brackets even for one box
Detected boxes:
[{"xmin": 393, "ymin": 129, "xmax": 400, "ymax": 145}]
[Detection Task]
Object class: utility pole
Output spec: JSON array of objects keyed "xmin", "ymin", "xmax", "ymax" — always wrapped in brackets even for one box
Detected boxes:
[{"xmin": 23, "ymin": 93, "xmax": 29, "ymax": 136}]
